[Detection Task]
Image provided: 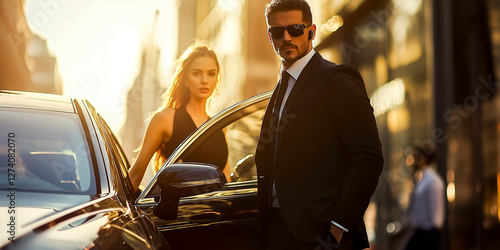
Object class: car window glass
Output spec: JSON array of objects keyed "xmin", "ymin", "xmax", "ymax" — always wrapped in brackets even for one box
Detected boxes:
[
  {"xmin": 0, "ymin": 109, "xmax": 96, "ymax": 194},
  {"xmin": 225, "ymin": 109, "xmax": 264, "ymax": 182},
  {"xmin": 97, "ymin": 116, "xmax": 136, "ymax": 197},
  {"xmin": 172, "ymin": 108, "xmax": 264, "ymax": 184},
  {"xmin": 98, "ymin": 117, "xmax": 130, "ymax": 178}
]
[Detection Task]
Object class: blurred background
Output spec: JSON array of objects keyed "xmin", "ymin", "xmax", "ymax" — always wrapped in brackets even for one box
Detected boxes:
[{"xmin": 1, "ymin": 0, "xmax": 500, "ymax": 249}]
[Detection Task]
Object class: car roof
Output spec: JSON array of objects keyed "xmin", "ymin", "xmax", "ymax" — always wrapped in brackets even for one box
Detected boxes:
[{"xmin": 0, "ymin": 90, "xmax": 76, "ymax": 113}]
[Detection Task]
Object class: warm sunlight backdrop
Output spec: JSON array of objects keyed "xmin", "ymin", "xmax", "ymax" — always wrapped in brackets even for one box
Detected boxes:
[{"xmin": 24, "ymin": 0, "xmax": 178, "ymax": 132}]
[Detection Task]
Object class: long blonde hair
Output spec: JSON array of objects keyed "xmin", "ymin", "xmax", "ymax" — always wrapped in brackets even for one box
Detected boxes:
[{"xmin": 153, "ymin": 42, "xmax": 221, "ymax": 171}]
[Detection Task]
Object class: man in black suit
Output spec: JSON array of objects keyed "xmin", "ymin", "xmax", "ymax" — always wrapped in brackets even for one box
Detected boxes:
[{"xmin": 255, "ymin": 0, "xmax": 384, "ymax": 249}]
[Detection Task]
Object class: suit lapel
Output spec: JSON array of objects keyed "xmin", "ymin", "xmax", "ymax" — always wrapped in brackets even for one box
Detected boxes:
[
  {"xmin": 261, "ymin": 82, "xmax": 280, "ymax": 131},
  {"xmin": 275, "ymin": 53, "xmax": 323, "ymax": 157},
  {"xmin": 256, "ymin": 80, "xmax": 280, "ymax": 170}
]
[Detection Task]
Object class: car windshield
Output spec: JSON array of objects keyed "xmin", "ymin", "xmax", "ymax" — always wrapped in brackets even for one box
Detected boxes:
[{"xmin": 0, "ymin": 109, "xmax": 96, "ymax": 194}]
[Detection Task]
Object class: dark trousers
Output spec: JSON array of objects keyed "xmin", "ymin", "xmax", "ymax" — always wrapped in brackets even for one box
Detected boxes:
[
  {"xmin": 404, "ymin": 228, "xmax": 440, "ymax": 250},
  {"xmin": 265, "ymin": 208, "xmax": 355, "ymax": 250}
]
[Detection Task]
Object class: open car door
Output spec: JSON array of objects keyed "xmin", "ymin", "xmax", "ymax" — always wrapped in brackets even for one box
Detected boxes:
[{"xmin": 136, "ymin": 92, "xmax": 271, "ymax": 250}]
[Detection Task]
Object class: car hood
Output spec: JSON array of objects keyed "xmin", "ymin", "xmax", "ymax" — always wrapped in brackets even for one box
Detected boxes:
[{"xmin": 0, "ymin": 191, "xmax": 98, "ymax": 246}]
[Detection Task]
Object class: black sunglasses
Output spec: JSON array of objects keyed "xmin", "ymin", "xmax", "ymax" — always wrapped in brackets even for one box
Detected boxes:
[{"xmin": 268, "ymin": 24, "xmax": 312, "ymax": 39}]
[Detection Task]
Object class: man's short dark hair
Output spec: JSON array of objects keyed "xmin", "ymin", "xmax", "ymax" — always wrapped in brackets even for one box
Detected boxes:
[
  {"xmin": 265, "ymin": 0, "xmax": 313, "ymax": 26},
  {"xmin": 413, "ymin": 144, "xmax": 437, "ymax": 164}
]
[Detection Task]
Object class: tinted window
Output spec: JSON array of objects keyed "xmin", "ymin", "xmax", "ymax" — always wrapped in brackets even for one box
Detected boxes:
[
  {"xmin": 0, "ymin": 109, "xmax": 96, "ymax": 194},
  {"xmin": 97, "ymin": 116, "xmax": 136, "ymax": 197},
  {"xmin": 173, "ymin": 106, "xmax": 265, "ymax": 183},
  {"xmin": 225, "ymin": 109, "xmax": 264, "ymax": 182}
]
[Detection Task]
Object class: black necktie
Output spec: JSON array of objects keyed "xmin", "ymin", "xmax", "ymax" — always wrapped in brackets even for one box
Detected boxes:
[
  {"xmin": 270, "ymin": 71, "xmax": 290, "ymax": 164},
  {"xmin": 270, "ymin": 72, "xmax": 290, "ymax": 207},
  {"xmin": 272, "ymin": 71, "xmax": 290, "ymax": 126}
]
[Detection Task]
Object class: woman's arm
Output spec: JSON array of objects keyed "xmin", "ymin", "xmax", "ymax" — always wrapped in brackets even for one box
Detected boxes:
[{"xmin": 129, "ymin": 109, "xmax": 174, "ymax": 191}]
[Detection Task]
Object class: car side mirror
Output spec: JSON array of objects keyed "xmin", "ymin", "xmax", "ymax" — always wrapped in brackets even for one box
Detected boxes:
[{"xmin": 153, "ymin": 162, "xmax": 226, "ymax": 220}]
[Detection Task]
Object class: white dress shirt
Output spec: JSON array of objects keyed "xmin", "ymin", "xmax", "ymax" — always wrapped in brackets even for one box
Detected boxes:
[
  {"xmin": 408, "ymin": 167, "xmax": 445, "ymax": 230},
  {"xmin": 277, "ymin": 49, "xmax": 316, "ymax": 119}
]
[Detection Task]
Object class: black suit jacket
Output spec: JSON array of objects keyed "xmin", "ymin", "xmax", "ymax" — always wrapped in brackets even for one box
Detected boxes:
[{"xmin": 255, "ymin": 52, "xmax": 384, "ymax": 248}]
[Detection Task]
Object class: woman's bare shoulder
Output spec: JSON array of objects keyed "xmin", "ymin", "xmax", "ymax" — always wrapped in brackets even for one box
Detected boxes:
[
  {"xmin": 154, "ymin": 107, "xmax": 175, "ymax": 121},
  {"xmin": 147, "ymin": 108, "xmax": 175, "ymax": 138}
]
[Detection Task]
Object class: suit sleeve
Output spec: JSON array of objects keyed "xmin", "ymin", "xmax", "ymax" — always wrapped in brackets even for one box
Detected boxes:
[{"xmin": 325, "ymin": 65, "xmax": 384, "ymax": 231}]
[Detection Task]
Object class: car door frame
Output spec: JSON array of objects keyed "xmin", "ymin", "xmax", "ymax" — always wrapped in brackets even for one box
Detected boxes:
[
  {"xmin": 135, "ymin": 92, "xmax": 271, "ymax": 249},
  {"xmin": 80, "ymin": 99, "xmax": 171, "ymax": 249}
]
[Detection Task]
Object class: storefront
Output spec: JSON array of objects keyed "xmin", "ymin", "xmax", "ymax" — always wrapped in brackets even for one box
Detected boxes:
[{"xmin": 315, "ymin": 0, "xmax": 500, "ymax": 249}]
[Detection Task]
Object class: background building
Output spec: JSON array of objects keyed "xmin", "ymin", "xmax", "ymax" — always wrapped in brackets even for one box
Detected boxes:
[
  {"xmin": 313, "ymin": 0, "xmax": 500, "ymax": 249},
  {"xmin": 0, "ymin": 0, "xmax": 34, "ymax": 91},
  {"xmin": 120, "ymin": 11, "xmax": 163, "ymax": 163},
  {"xmin": 175, "ymin": 0, "xmax": 279, "ymax": 110},
  {"xmin": 0, "ymin": 0, "xmax": 60, "ymax": 94},
  {"xmin": 27, "ymin": 34, "xmax": 62, "ymax": 94}
]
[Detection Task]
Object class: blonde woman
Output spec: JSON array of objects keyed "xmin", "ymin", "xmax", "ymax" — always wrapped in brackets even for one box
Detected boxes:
[{"xmin": 129, "ymin": 42, "xmax": 228, "ymax": 191}]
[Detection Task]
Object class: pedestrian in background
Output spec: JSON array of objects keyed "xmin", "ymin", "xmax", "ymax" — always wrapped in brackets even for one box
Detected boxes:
[{"xmin": 404, "ymin": 145, "xmax": 445, "ymax": 250}]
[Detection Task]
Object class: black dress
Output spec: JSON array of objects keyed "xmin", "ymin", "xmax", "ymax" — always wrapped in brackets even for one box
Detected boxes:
[{"xmin": 161, "ymin": 105, "xmax": 228, "ymax": 170}]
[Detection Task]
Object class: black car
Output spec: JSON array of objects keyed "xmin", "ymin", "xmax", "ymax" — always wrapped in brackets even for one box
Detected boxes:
[{"xmin": 0, "ymin": 90, "xmax": 270, "ymax": 249}]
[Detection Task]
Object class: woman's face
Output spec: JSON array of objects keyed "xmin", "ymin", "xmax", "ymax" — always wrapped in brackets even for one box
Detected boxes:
[{"xmin": 184, "ymin": 56, "xmax": 218, "ymax": 101}]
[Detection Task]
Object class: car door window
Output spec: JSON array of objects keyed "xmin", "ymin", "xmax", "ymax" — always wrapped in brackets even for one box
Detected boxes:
[
  {"xmin": 98, "ymin": 116, "xmax": 130, "ymax": 178},
  {"xmin": 225, "ymin": 109, "xmax": 264, "ymax": 182},
  {"xmin": 96, "ymin": 116, "xmax": 137, "ymax": 198},
  {"xmin": 176, "ymin": 108, "xmax": 264, "ymax": 183},
  {"xmin": 170, "ymin": 107, "xmax": 264, "ymax": 184}
]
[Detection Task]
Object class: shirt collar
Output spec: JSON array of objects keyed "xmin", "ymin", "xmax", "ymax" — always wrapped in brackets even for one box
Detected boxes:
[{"xmin": 282, "ymin": 49, "xmax": 316, "ymax": 80}]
